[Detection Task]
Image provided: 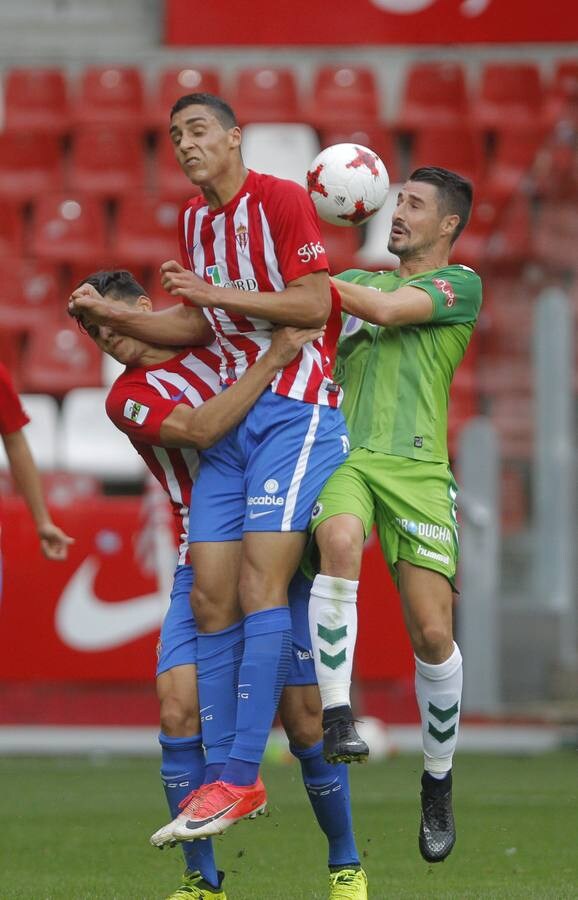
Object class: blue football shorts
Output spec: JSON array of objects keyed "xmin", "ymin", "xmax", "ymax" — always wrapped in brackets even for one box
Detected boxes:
[
  {"xmin": 156, "ymin": 563, "xmax": 196, "ymax": 676},
  {"xmin": 156, "ymin": 562, "xmax": 316, "ymax": 685},
  {"xmin": 189, "ymin": 389, "xmax": 349, "ymax": 542}
]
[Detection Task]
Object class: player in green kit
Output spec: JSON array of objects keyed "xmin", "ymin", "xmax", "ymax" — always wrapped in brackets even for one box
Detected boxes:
[{"xmin": 308, "ymin": 167, "xmax": 481, "ymax": 864}]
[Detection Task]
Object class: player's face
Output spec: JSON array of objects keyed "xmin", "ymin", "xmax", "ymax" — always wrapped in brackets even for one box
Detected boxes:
[
  {"xmin": 388, "ymin": 181, "xmax": 446, "ymax": 259},
  {"xmin": 80, "ymin": 301, "xmax": 148, "ymax": 366},
  {"xmin": 169, "ymin": 104, "xmax": 241, "ymax": 186}
]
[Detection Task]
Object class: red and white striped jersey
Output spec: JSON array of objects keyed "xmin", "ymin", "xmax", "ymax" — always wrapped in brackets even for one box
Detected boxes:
[
  {"xmin": 178, "ymin": 169, "xmax": 342, "ymax": 408},
  {"xmin": 106, "ymin": 346, "xmax": 221, "ymax": 565}
]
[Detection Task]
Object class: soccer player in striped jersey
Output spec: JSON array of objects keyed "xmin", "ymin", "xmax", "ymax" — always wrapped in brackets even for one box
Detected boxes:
[
  {"xmin": 308, "ymin": 168, "xmax": 482, "ymax": 865},
  {"xmin": 70, "ymin": 93, "xmax": 353, "ymax": 856},
  {"xmin": 73, "ymin": 270, "xmax": 366, "ymax": 900}
]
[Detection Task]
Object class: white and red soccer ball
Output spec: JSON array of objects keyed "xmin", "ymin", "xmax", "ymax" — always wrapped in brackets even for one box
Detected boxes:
[{"xmin": 307, "ymin": 143, "xmax": 390, "ymax": 228}]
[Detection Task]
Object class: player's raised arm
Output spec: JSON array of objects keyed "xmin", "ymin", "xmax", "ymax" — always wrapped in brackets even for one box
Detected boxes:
[
  {"xmin": 161, "ymin": 263, "xmax": 330, "ymax": 329},
  {"xmin": 69, "ymin": 282, "xmax": 213, "ymax": 347},
  {"xmin": 332, "ymin": 276, "xmax": 433, "ymax": 328},
  {"xmin": 159, "ymin": 326, "xmax": 323, "ymax": 449}
]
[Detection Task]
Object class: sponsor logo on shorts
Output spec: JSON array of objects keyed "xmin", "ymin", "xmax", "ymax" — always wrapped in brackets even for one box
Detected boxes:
[
  {"xmin": 417, "ymin": 545, "xmax": 450, "ymax": 565},
  {"xmin": 248, "ymin": 509, "xmax": 276, "ymax": 519},
  {"xmin": 248, "ymin": 495, "xmax": 284, "ymax": 507},
  {"xmin": 311, "ymin": 502, "xmax": 323, "ymax": 520},
  {"xmin": 397, "ymin": 518, "xmax": 452, "ymax": 542},
  {"xmin": 297, "ymin": 649, "xmax": 313, "ymax": 661}
]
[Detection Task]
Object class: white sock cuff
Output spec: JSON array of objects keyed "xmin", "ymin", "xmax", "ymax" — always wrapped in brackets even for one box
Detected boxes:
[
  {"xmin": 415, "ymin": 642, "xmax": 462, "ymax": 682},
  {"xmin": 424, "ymin": 752, "xmax": 454, "ymax": 775},
  {"xmin": 312, "ymin": 574, "xmax": 359, "ymax": 603}
]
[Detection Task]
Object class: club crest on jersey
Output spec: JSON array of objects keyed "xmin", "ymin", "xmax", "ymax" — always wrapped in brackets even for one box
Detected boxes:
[
  {"xmin": 123, "ymin": 399, "xmax": 150, "ymax": 425},
  {"xmin": 235, "ymin": 224, "xmax": 249, "ymax": 252}
]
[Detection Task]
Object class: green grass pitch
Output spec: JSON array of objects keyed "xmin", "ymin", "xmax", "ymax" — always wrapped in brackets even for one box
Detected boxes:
[{"xmin": 1, "ymin": 751, "xmax": 576, "ymax": 899}]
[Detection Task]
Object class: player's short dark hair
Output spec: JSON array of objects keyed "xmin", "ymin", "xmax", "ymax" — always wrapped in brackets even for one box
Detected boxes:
[
  {"xmin": 170, "ymin": 93, "xmax": 238, "ymax": 129},
  {"xmin": 76, "ymin": 269, "xmax": 146, "ymax": 302},
  {"xmin": 408, "ymin": 166, "xmax": 473, "ymax": 244}
]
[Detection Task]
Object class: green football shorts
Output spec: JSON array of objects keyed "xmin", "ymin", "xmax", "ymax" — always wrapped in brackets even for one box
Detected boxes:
[{"xmin": 310, "ymin": 447, "xmax": 459, "ymax": 587}]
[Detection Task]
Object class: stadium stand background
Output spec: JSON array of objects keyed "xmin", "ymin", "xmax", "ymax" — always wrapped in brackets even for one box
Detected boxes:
[{"xmin": 0, "ymin": 0, "xmax": 576, "ymax": 724}]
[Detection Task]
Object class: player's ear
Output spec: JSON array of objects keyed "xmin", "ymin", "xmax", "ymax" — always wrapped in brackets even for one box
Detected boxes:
[
  {"xmin": 229, "ymin": 125, "xmax": 242, "ymax": 150},
  {"xmin": 135, "ymin": 294, "xmax": 153, "ymax": 312},
  {"xmin": 441, "ymin": 214, "xmax": 459, "ymax": 241}
]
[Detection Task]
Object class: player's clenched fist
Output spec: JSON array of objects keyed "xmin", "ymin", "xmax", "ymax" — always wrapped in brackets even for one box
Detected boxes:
[
  {"xmin": 160, "ymin": 260, "xmax": 215, "ymax": 307},
  {"xmin": 68, "ymin": 282, "xmax": 112, "ymax": 324}
]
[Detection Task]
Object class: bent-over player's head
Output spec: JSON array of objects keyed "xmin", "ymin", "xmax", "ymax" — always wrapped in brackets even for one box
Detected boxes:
[
  {"xmin": 72, "ymin": 269, "xmax": 153, "ymax": 367},
  {"xmin": 169, "ymin": 92, "xmax": 242, "ymax": 187},
  {"xmin": 388, "ymin": 166, "xmax": 473, "ymax": 261}
]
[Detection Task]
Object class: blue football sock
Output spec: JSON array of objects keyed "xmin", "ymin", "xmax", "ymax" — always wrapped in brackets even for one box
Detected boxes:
[
  {"xmin": 196, "ymin": 622, "xmax": 244, "ymax": 782},
  {"xmin": 291, "ymin": 740, "xmax": 360, "ymax": 869},
  {"xmin": 159, "ymin": 732, "xmax": 219, "ymax": 887},
  {"xmin": 221, "ymin": 606, "xmax": 292, "ymax": 786}
]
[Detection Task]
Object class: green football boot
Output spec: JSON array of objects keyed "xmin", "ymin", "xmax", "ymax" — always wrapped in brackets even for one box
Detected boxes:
[
  {"xmin": 329, "ymin": 866, "xmax": 368, "ymax": 899},
  {"xmin": 164, "ymin": 869, "xmax": 226, "ymax": 899}
]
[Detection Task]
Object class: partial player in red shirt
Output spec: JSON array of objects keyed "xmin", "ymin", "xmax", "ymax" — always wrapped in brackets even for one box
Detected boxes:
[
  {"xmin": 69, "ymin": 94, "xmax": 355, "ymax": 858},
  {"xmin": 0, "ymin": 362, "xmax": 73, "ymax": 592}
]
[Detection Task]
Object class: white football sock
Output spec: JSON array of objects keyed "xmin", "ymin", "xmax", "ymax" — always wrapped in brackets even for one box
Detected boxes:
[
  {"xmin": 308, "ymin": 574, "xmax": 359, "ymax": 711},
  {"xmin": 415, "ymin": 642, "xmax": 463, "ymax": 776}
]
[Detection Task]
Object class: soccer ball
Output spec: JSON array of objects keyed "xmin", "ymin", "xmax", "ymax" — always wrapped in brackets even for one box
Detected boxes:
[{"xmin": 307, "ymin": 143, "xmax": 389, "ymax": 228}]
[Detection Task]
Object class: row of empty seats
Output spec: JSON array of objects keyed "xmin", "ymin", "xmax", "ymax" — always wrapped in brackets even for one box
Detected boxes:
[
  {"xmin": 2, "ymin": 60, "xmax": 576, "ymax": 135},
  {"xmin": 0, "ymin": 119, "xmax": 554, "ymax": 203}
]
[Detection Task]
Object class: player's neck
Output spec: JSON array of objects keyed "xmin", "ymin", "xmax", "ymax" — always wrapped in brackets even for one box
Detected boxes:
[
  {"xmin": 200, "ymin": 163, "xmax": 249, "ymax": 211},
  {"xmin": 132, "ymin": 346, "xmax": 183, "ymax": 368},
  {"xmin": 397, "ymin": 248, "xmax": 450, "ymax": 279}
]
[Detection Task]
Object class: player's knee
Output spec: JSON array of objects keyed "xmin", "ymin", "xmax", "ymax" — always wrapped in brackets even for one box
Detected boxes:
[
  {"xmin": 159, "ymin": 695, "xmax": 200, "ymax": 737},
  {"xmin": 191, "ymin": 583, "xmax": 234, "ymax": 632},
  {"xmin": 411, "ymin": 621, "xmax": 453, "ymax": 663},
  {"xmin": 317, "ymin": 525, "xmax": 363, "ymax": 577},
  {"xmin": 280, "ymin": 691, "xmax": 323, "ymax": 749}
]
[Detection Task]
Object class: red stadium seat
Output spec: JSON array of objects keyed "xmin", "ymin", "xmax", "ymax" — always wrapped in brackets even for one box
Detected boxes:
[
  {"xmin": 0, "ymin": 202, "xmax": 25, "ymax": 259},
  {"xmin": 0, "ymin": 328, "xmax": 24, "ymax": 387},
  {"xmin": 4, "ymin": 68, "xmax": 71, "ymax": 135},
  {"xmin": 31, "ymin": 194, "xmax": 109, "ymax": 265},
  {"xmin": 72, "ymin": 67, "xmax": 146, "ymax": 128},
  {"xmin": 154, "ymin": 132, "xmax": 202, "ymax": 199},
  {"xmin": 471, "ymin": 63, "xmax": 544, "ymax": 131},
  {"xmin": 0, "ymin": 260, "xmax": 61, "ymax": 333},
  {"xmin": 114, "ymin": 194, "xmax": 182, "ymax": 267},
  {"xmin": 545, "ymin": 60, "xmax": 578, "ymax": 124},
  {"xmin": 484, "ymin": 126, "xmax": 546, "ymax": 204},
  {"xmin": 319, "ymin": 124, "xmax": 399, "ymax": 182},
  {"xmin": 305, "ymin": 66, "xmax": 381, "ymax": 129},
  {"xmin": 485, "ymin": 195, "xmax": 534, "ymax": 269},
  {"xmin": 20, "ymin": 320, "xmax": 103, "ymax": 395},
  {"xmin": 410, "ymin": 126, "xmax": 484, "ymax": 186},
  {"xmin": 148, "ymin": 66, "xmax": 222, "ymax": 129},
  {"xmin": 0, "ymin": 131, "xmax": 64, "ymax": 201},
  {"xmin": 450, "ymin": 196, "xmax": 501, "ymax": 271},
  {"xmin": 69, "ymin": 126, "xmax": 148, "ymax": 198},
  {"xmin": 318, "ymin": 222, "xmax": 360, "ymax": 275},
  {"xmin": 232, "ymin": 67, "xmax": 300, "ymax": 124},
  {"xmin": 397, "ymin": 62, "xmax": 468, "ymax": 130}
]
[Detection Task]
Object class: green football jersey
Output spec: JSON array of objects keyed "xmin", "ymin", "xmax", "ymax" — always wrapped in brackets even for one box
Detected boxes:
[{"xmin": 334, "ymin": 265, "xmax": 482, "ymax": 463}]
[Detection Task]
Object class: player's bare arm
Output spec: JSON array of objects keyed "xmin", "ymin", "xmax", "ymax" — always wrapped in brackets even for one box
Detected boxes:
[
  {"xmin": 2, "ymin": 430, "xmax": 74, "ymax": 560},
  {"xmin": 160, "ymin": 325, "xmax": 323, "ymax": 450},
  {"xmin": 161, "ymin": 260, "xmax": 330, "ymax": 328},
  {"xmin": 69, "ymin": 283, "xmax": 213, "ymax": 347},
  {"xmin": 332, "ymin": 277, "xmax": 434, "ymax": 327}
]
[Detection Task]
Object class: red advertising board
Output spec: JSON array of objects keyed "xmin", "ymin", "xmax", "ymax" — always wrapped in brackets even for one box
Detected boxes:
[
  {"xmin": 0, "ymin": 497, "xmax": 412, "ymax": 684},
  {"xmin": 165, "ymin": 0, "xmax": 578, "ymax": 46}
]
